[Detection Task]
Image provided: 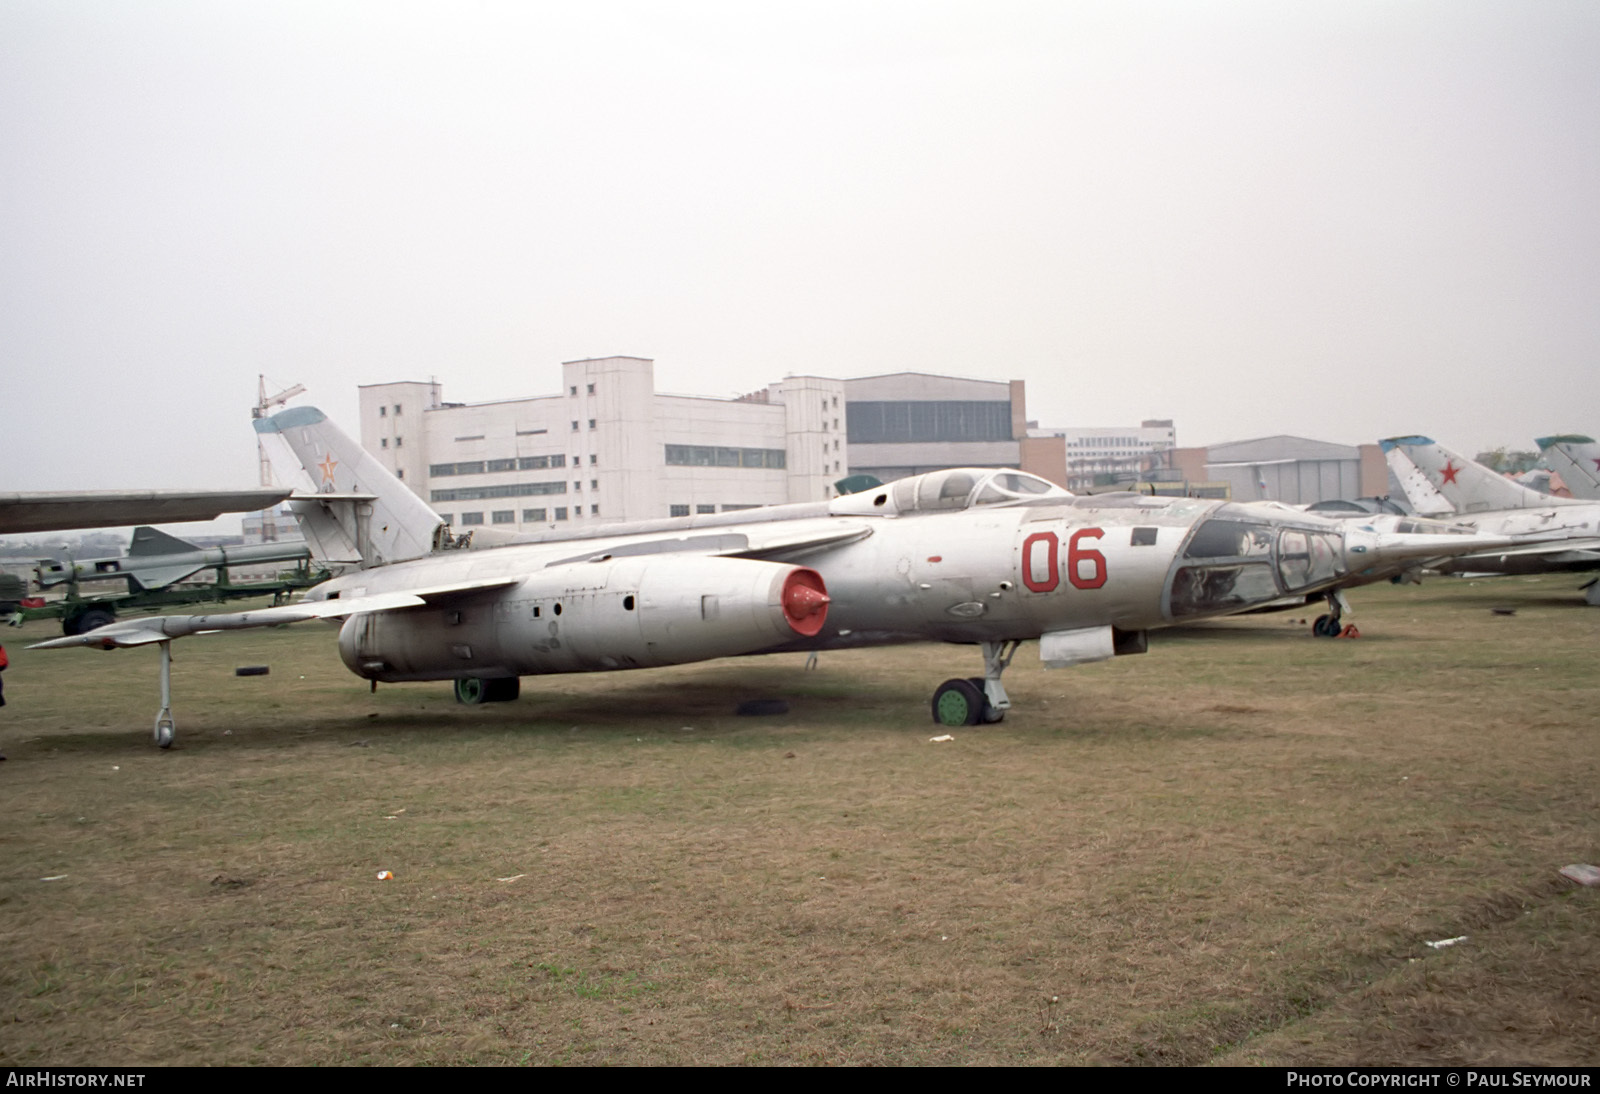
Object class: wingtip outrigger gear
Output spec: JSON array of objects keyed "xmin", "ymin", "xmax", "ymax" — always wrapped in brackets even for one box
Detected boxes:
[{"xmin": 154, "ymin": 640, "xmax": 175, "ymax": 748}]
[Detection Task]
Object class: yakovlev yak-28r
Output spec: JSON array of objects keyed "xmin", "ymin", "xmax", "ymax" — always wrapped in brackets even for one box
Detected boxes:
[{"xmin": 36, "ymin": 408, "xmax": 1519, "ymax": 747}]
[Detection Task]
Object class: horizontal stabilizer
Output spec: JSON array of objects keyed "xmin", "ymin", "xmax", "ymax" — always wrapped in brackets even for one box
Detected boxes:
[{"xmin": 29, "ymin": 575, "xmax": 523, "ymax": 650}]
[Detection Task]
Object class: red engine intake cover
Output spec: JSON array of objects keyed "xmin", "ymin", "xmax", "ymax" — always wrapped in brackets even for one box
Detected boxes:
[{"xmin": 780, "ymin": 568, "xmax": 830, "ymax": 637}]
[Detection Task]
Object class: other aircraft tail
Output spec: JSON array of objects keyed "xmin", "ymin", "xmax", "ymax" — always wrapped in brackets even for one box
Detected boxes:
[
  {"xmin": 254, "ymin": 406, "xmax": 447, "ymax": 568},
  {"xmin": 1379, "ymin": 436, "xmax": 1580, "ymax": 514},
  {"xmin": 1537, "ymin": 434, "xmax": 1600, "ymax": 501}
]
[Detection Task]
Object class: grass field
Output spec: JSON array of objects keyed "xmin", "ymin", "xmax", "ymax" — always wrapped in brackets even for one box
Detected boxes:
[{"xmin": 0, "ymin": 574, "xmax": 1596, "ymax": 1065}]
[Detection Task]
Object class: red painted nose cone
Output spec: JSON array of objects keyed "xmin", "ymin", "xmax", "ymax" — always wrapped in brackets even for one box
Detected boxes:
[{"xmin": 781, "ymin": 569, "xmax": 830, "ymax": 637}]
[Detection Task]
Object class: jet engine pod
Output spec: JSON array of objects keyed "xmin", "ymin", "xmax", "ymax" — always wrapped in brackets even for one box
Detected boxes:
[
  {"xmin": 625, "ymin": 556, "xmax": 829, "ymax": 666},
  {"xmin": 336, "ymin": 555, "xmax": 830, "ymax": 682}
]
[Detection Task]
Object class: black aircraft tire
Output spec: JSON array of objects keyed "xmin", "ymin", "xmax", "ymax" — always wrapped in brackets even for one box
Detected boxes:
[
  {"xmin": 454, "ymin": 677, "xmax": 488, "ymax": 705},
  {"xmin": 1312, "ymin": 614, "xmax": 1342, "ymax": 638},
  {"xmin": 76, "ymin": 609, "xmax": 115, "ymax": 633},
  {"xmin": 932, "ymin": 678, "xmax": 985, "ymax": 727},
  {"xmin": 235, "ymin": 666, "xmax": 270, "ymax": 677},
  {"xmin": 967, "ymin": 678, "xmax": 1005, "ymax": 724}
]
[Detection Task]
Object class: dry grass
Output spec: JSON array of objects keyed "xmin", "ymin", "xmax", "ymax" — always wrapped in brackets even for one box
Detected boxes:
[{"xmin": 0, "ymin": 574, "xmax": 1596, "ymax": 1065}]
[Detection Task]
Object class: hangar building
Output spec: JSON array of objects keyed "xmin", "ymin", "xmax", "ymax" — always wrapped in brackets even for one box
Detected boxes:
[{"xmin": 1165, "ymin": 435, "xmax": 1388, "ymax": 504}]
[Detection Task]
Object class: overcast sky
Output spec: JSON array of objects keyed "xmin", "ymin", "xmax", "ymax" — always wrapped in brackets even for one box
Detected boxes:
[{"xmin": 4, "ymin": 0, "xmax": 1597, "ymax": 507}]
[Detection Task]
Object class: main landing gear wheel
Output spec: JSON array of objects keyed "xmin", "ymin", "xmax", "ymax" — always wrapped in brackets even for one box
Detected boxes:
[
  {"xmin": 454, "ymin": 676, "xmax": 521, "ymax": 704},
  {"xmin": 932, "ymin": 678, "xmax": 986, "ymax": 727},
  {"xmin": 1312, "ymin": 614, "xmax": 1343, "ymax": 638}
]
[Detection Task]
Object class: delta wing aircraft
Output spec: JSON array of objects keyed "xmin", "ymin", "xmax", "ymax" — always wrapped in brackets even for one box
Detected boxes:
[
  {"xmin": 1381, "ymin": 436, "xmax": 1600, "ymax": 604},
  {"xmin": 1536, "ymin": 435, "xmax": 1600, "ymax": 501},
  {"xmin": 34, "ymin": 408, "xmax": 1518, "ymax": 747}
]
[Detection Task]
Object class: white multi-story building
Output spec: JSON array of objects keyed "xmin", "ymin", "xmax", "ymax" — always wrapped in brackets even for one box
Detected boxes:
[
  {"xmin": 1030, "ymin": 420, "xmax": 1177, "ymax": 492},
  {"xmin": 359, "ymin": 357, "xmax": 844, "ymax": 530}
]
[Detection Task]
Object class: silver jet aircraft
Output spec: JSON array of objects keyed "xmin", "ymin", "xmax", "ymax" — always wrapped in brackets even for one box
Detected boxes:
[
  {"xmin": 35, "ymin": 408, "xmax": 1518, "ymax": 746},
  {"xmin": 1382, "ymin": 435, "xmax": 1600, "ymax": 603}
]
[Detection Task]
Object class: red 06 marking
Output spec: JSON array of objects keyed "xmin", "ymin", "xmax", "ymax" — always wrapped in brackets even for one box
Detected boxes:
[
  {"xmin": 1067, "ymin": 528, "xmax": 1107, "ymax": 589},
  {"xmin": 1022, "ymin": 528, "xmax": 1107, "ymax": 592}
]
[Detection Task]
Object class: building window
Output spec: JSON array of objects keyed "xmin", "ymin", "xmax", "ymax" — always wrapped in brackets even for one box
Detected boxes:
[
  {"xmin": 492, "ymin": 510, "xmax": 514, "ymax": 524},
  {"xmin": 590, "ymin": 479, "xmax": 598, "ymax": 491},
  {"xmin": 379, "ymin": 406, "xmax": 386, "ymax": 417},
  {"xmin": 571, "ymin": 420, "xmax": 579, "ymax": 431},
  {"xmin": 670, "ymin": 504, "xmax": 690, "ymax": 517},
  {"xmin": 696, "ymin": 504, "xmax": 716, "ymax": 514},
  {"xmin": 394, "ymin": 405, "xmax": 402, "ymax": 415},
  {"xmin": 554, "ymin": 507, "xmax": 568, "ymax": 520},
  {"xmin": 486, "ymin": 458, "xmax": 516, "ymax": 472},
  {"xmin": 586, "ymin": 383, "xmax": 595, "ymax": 394},
  {"xmin": 846, "ymin": 400, "xmax": 1012, "ymax": 444},
  {"xmin": 574, "ymin": 481, "xmax": 582, "ymax": 492},
  {"xmin": 587, "ymin": 419, "xmax": 596, "ymax": 430},
  {"xmin": 523, "ymin": 508, "xmax": 546, "ymax": 522},
  {"xmin": 380, "ymin": 438, "xmax": 388, "ymax": 448},
  {"xmin": 430, "ymin": 481, "xmax": 567, "ymax": 502},
  {"xmin": 664, "ymin": 445, "xmax": 785, "ymax": 469},
  {"xmin": 440, "ymin": 514, "xmax": 452, "ymax": 525},
  {"xmin": 397, "ymin": 469, "xmax": 404, "ymax": 479},
  {"xmin": 569, "ymin": 385, "xmax": 578, "ymax": 396},
  {"xmin": 461, "ymin": 512, "xmax": 484, "ymax": 526},
  {"xmin": 395, "ymin": 436, "xmax": 403, "ymax": 447},
  {"xmin": 589, "ymin": 454, "xmax": 598, "ymax": 466},
  {"xmin": 590, "ymin": 505, "xmax": 599, "ymax": 515}
]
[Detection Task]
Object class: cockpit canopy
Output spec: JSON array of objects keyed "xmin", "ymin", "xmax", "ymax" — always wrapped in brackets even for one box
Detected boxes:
[{"xmin": 828, "ymin": 468, "xmax": 1070, "ymax": 517}]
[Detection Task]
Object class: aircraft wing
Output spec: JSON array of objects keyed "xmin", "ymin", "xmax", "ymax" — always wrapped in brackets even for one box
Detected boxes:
[
  {"xmin": 28, "ymin": 576, "xmax": 520, "ymax": 650},
  {"xmin": 540, "ymin": 521, "xmax": 874, "ymax": 567},
  {"xmin": 0, "ymin": 489, "xmax": 291, "ymax": 535},
  {"xmin": 1456, "ymin": 539, "xmax": 1600, "ymax": 563}
]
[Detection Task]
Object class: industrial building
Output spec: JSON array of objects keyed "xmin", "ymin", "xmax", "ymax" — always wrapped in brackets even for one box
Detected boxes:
[
  {"xmin": 1028, "ymin": 420, "xmax": 1177, "ymax": 493},
  {"xmin": 1163, "ymin": 435, "xmax": 1388, "ymax": 505},
  {"xmin": 360, "ymin": 358, "xmax": 1066, "ymax": 530}
]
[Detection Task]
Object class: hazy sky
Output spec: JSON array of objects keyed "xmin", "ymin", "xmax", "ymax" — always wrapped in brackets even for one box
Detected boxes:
[{"xmin": 4, "ymin": 0, "xmax": 1597, "ymax": 503}]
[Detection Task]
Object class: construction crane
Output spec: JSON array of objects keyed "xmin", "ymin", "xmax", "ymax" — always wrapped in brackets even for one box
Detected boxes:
[{"xmin": 253, "ymin": 376, "xmax": 306, "ymax": 541}]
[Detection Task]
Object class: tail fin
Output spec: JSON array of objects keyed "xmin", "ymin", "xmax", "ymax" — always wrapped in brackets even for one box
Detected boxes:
[
  {"xmin": 253, "ymin": 406, "xmax": 445, "ymax": 568},
  {"xmin": 1379, "ymin": 436, "xmax": 1581, "ymax": 514},
  {"xmin": 1536, "ymin": 434, "xmax": 1600, "ymax": 501}
]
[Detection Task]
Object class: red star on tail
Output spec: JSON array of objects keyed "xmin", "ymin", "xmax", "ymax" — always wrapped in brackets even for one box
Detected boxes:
[{"xmin": 1439, "ymin": 461, "xmax": 1460, "ymax": 485}]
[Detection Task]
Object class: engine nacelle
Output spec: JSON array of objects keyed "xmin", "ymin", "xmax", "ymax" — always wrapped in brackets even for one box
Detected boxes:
[{"xmin": 338, "ymin": 555, "xmax": 829, "ymax": 682}]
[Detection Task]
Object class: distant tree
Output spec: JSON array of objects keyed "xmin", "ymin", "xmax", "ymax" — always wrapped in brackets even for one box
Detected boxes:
[{"xmin": 1475, "ymin": 448, "xmax": 1540, "ymax": 474}]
